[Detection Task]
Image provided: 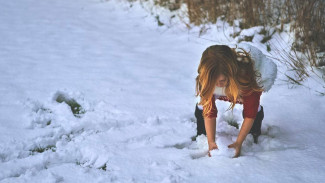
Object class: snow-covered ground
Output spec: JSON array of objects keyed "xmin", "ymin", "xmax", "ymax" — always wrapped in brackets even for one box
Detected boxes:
[{"xmin": 0, "ymin": 0, "xmax": 324, "ymax": 182}]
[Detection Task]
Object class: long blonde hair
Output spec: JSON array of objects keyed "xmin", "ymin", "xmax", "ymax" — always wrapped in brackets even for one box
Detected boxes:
[{"xmin": 195, "ymin": 45, "xmax": 263, "ymax": 117}]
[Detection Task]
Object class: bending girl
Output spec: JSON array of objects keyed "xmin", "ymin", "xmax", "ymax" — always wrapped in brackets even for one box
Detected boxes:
[{"xmin": 194, "ymin": 43, "xmax": 277, "ymax": 158}]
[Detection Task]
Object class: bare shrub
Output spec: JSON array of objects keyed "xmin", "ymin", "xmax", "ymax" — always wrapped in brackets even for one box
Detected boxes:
[{"xmin": 140, "ymin": 0, "xmax": 324, "ymax": 87}]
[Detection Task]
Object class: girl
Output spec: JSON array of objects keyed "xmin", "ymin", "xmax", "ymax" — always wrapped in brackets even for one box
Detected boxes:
[{"xmin": 194, "ymin": 43, "xmax": 277, "ymax": 158}]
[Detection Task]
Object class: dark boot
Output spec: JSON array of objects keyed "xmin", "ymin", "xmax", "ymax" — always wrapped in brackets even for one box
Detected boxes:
[
  {"xmin": 243, "ymin": 106, "xmax": 264, "ymax": 144},
  {"xmin": 195, "ymin": 104, "xmax": 206, "ymax": 137}
]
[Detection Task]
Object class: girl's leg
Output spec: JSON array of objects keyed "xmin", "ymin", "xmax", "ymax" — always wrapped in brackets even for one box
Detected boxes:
[
  {"xmin": 195, "ymin": 104, "xmax": 206, "ymax": 136},
  {"xmin": 243, "ymin": 105, "xmax": 264, "ymax": 143}
]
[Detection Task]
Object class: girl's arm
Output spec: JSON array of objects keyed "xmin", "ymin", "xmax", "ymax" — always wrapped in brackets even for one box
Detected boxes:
[
  {"xmin": 202, "ymin": 95, "xmax": 218, "ymax": 156},
  {"xmin": 228, "ymin": 117, "xmax": 254, "ymax": 158},
  {"xmin": 204, "ymin": 117, "xmax": 218, "ymax": 156},
  {"xmin": 228, "ymin": 91, "xmax": 262, "ymax": 158},
  {"xmin": 236, "ymin": 118, "xmax": 255, "ymax": 144},
  {"xmin": 204, "ymin": 117, "xmax": 216, "ymax": 145}
]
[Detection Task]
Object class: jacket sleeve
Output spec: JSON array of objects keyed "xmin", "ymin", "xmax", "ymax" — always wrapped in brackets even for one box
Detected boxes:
[
  {"xmin": 242, "ymin": 91, "xmax": 262, "ymax": 118},
  {"xmin": 203, "ymin": 95, "xmax": 218, "ymax": 118}
]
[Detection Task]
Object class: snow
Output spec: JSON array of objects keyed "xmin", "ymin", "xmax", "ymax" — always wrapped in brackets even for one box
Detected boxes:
[{"xmin": 0, "ymin": 0, "xmax": 324, "ymax": 182}]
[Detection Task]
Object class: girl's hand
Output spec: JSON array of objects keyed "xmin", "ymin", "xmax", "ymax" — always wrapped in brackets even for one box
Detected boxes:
[
  {"xmin": 208, "ymin": 142, "xmax": 219, "ymax": 157},
  {"xmin": 228, "ymin": 142, "xmax": 242, "ymax": 158}
]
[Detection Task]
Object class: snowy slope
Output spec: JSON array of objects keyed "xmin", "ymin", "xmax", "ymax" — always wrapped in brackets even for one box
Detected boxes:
[{"xmin": 0, "ymin": 0, "xmax": 324, "ymax": 182}]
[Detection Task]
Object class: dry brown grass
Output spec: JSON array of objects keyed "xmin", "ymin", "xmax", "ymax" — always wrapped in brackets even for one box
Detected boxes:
[{"xmin": 145, "ymin": 0, "xmax": 323, "ymax": 61}]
